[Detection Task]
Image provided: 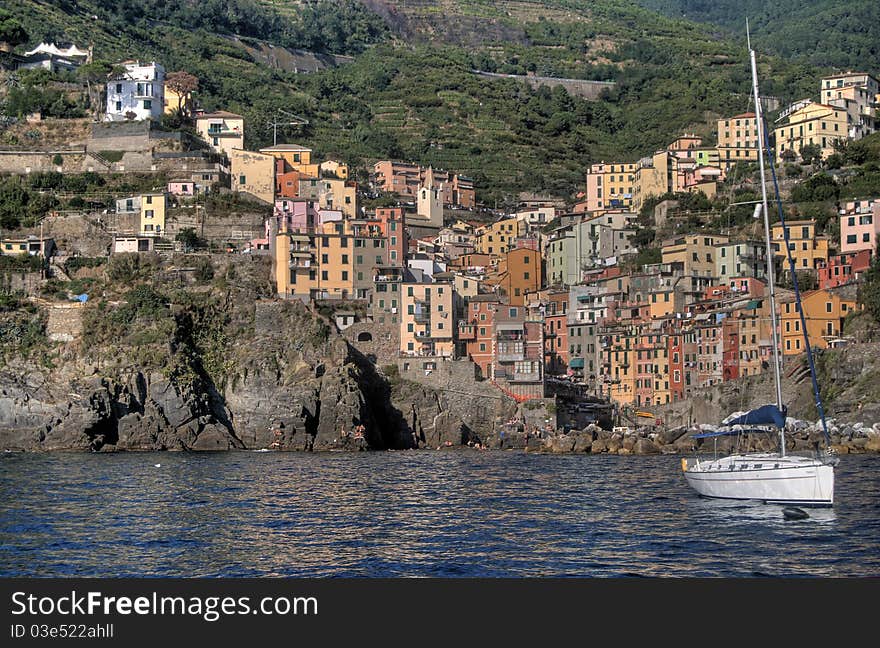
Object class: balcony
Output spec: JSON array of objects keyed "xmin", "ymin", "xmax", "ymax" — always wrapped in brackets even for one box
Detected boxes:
[
  {"xmin": 289, "ymin": 254, "xmax": 312, "ymax": 269},
  {"xmin": 497, "ymin": 342, "xmax": 524, "ymax": 362},
  {"xmin": 414, "ymin": 307, "xmax": 431, "ymax": 324}
]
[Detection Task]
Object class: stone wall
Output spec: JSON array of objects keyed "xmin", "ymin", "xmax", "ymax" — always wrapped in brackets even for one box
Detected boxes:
[
  {"xmin": 165, "ymin": 208, "xmax": 267, "ymax": 244},
  {"xmin": 46, "ymin": 302, "xmax": 84, "ymax": 342},
  {"xmin": 87, "ymin": 121, "xmax": 151, "ymax": 152},
  {"xmin": 0, "ymin": 150, "xmax": 88, "ymax": 174},
  {"xmin": 343, "ymin": 320, "xmax": 399, "ymax": 365},
  {"xmin": 0, "ymin": 271, "xmax": 42, "ymax": 296}
]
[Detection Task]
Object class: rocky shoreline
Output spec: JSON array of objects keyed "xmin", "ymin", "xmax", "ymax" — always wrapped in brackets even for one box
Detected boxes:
[{"xmin": 496, "ymin": 419, "xmax": 880, "ymax": 456}]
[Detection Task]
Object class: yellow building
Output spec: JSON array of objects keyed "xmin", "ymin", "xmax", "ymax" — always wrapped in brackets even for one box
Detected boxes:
[
  {"xmin": 320, "ymin": 160, "xmax": 349, "ymax": 180},
  {"xmin": 258, "ymin": 144, "xmax": 320, "ymax": 178},
  {"xmin": 771, "ymin": 220, "xmax": 831, "ymax": 271},
  {"xmin": 773, "ymin": 103, "xmax": 848, "ymax": 163},
  {"xmin": 602, "ymin": 334, "xmax": 636, "ymax": 406},
  {"xmin": 139, "ymin": 193, "xmax": 166, "ymax": 236},
  {"xmin": 400, "ymin": 282, "xmax": 455, "ymax": 358},
  {"xmin": 275, "ymin": 231, "xmax": 316, "ymax": 300},
  {"xmin": 315, "ymin": 220, "xmax": 356, "ymax": 299},
  {"xmin": 195, "ymin": 111, "xmax": 244, "ymax": 158},
  {"xmin": 716, "ymin": 112, "xmax": 759, "ymax": 170},
  {"xmin": 780, "ymin": 289, "xmax": 858, "ymax": 356},
  {"xmin": 584, "ymin": 161, "xmax": 637, "ymax": 213},
  {"xmin": 649, "ymin": 289, "xmax": 675, "ymax": 319},
  {"xmin": 322, "ymin": 178, "xmax": 358, "ymax": 218},
  {"xmin": 231, "ymin": 149, "xmax": 275, "ymax": 204},
  {"xmin": 474, "ymin": 217, "xmax": 525, "ymax": 256},
  {"xmin": 661, "ymin": 233, "xmax": 730, "ymax": 277},
  {"xmin": 632, "ymin": 151, "xmax": 686, "ymax": 213}
]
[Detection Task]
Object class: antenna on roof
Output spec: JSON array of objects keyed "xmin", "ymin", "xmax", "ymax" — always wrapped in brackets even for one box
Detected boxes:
[{"xmin": 267, "ymin": 109, "xmax": 308, "ymax": 146}]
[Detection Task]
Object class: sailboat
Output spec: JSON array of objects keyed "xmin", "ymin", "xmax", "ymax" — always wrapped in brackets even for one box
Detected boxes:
[{"xmin": 681, "ymin": 31, "xmax": 838, "ymax": 507}]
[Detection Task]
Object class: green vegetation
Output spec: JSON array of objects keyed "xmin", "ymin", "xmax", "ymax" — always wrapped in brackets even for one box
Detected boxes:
[
  {"xmin": 2, "ymin": 0, "xmax": 832, "ymax": 206},
  {"xmin": 0, "ymin": 68, "xmax": 85, "ymax": 119},
  {"xmin": 635, "ymin": 1, "xmax": 880, "ymax": 70},
  {"xmin": 98, "ymin": 150, "xmax": 124, "ymax": 163}
]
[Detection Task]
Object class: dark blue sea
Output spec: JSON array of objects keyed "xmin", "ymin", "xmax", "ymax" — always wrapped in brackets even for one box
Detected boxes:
[{"xmin": 2, "ymin": 451, "xmax": 879, "ymax": 577}]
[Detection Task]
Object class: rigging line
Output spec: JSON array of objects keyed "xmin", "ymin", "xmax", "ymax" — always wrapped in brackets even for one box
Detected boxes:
[{"xmin": 760, "ymin": 113, "xmax": 831, "ymax": 445}]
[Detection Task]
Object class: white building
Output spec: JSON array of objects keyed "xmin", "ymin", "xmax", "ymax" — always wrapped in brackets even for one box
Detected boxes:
[{"xmin": 105, "ymin": 61, "xmax": 165, "ymax": 122}]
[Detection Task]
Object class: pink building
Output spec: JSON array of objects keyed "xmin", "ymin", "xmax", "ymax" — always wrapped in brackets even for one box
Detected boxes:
[
  {"xmin": 840, "ymin": 198, "xmax": 880, "ymax": 254},
  {"xmin": 274, "ymin": 198, "xmax": 318, "ymax": 233},
  {"xmin": 167, "ymin": 180, "xmax": 195, "ymax": 196}
]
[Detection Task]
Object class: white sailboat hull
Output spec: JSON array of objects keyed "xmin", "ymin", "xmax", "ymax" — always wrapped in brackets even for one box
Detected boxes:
[{"xmin": 683, "ymin": 453, "xmax": 834, "ymax": 507}]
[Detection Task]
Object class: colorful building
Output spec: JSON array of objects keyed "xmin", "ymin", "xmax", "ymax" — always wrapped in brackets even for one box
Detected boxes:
[
  {"xmin": 773, "ymin": 103, "xmax": 848, "ymax": 162},
  {"xmin": 474, "ymin": 217, "xmax": 524, "ymax": 256},
  {"xmin": 771, "ymin": 219, "xmax": 831, "ymax": 271},
  {"xmin": 400, "ymin": 280, "xmax": 455, "ymax": 358},
  {"xmin": 584, "ymin": 162, "xmax": 637, "ymax": 213},
  {"xmin": 231, "ymin": 149, "xmax": 275, "ymax": 204},
  {"xmin": 195, "ymin": 111, "xmax": 244, "ymax": 158},
  {"xmin": 781, "ymin": 289, "xmax": 858, "ymax": 355},
  {"xmin": 716, "ymin": 112, "xmax": 759, "ymax": 171},
  {"xmin": 139, "ymin": 193, "xmax": 166, "ymax": 236},
  {"xmin": 840, "ymin": 198, "xmax": 880, "ymax": 254}
]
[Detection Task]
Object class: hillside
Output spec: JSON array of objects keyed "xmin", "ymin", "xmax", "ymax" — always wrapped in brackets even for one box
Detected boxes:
[
  {"xmin": 0, "ymin": 0, "xmax": 859, "ymax": 205},
  {"xmin": 635, "ymin": 0, "xmax": 880, "ymax": 70}
]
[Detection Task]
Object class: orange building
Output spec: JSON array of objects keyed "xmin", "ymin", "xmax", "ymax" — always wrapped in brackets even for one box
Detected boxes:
[
  {"xmin": 486, "ymin": 247, "xmax": 542, "ymax": 306},
  {"xmin": 780, "ymin": 289, "xmax": 858, "ymax": 355},
  {"xmin": 259, "ymin": 144, "xmax": 320, "ymax": 178}
]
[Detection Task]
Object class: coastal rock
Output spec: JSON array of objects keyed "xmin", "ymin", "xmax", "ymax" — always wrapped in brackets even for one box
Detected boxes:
[
  {"xmin": 573, "ymin": 434, "xmax": 593, "ymax": 453},
  {"xmin": 633, "ymin": 438, "xmax": 661, "ymax": 455}
]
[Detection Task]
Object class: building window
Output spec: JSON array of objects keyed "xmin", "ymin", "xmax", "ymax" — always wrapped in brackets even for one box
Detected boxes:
[{"xmin": 143, "ymin": 100, "xmax": 152, "ymax": 110}]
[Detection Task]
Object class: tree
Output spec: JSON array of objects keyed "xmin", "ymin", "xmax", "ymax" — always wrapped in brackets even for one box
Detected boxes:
[
  {"xmin": 164, "ymin": 71, "xmax": 199, "ymax": 117},
  {"xmin": 77, "ymin": 60, "xmax": 116, "ymax": 118},
  {"xmin": 0, "ymin": 9, "xmax": 28, "ymax": 50},
  {"xmin": 175, "ymin": 227, "xmax": 201, "ymax": 251},
  {"xmin": 800, "ymin": 143, "xmax": 823, "ymax": 166}
]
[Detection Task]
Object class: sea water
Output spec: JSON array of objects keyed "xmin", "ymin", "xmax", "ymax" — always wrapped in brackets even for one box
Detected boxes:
[{"xmin": 2, "ymin": 451, "xmax": 878, "ymax": 577}]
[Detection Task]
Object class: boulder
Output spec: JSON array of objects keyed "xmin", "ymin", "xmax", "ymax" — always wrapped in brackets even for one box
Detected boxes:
[
  {"xmin": 573, "ymin": 434, "xmax": 593, "ymax": 453},
  {"xmin": 190, "ymin": 423, "xmax": 235, "ymax": 451},
  {"xmin": 634, "ymin": 438, "xmax": 661, "ymax": 455}
]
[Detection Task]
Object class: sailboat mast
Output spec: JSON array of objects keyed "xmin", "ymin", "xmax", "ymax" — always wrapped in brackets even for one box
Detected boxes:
[{"xmin": 748, "ymin": 39, "xmax": 786, "ymax": 456}]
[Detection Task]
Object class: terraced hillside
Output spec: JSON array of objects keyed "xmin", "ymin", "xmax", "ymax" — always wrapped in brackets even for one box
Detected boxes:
[{"xmin": 0, "ymin": 1, "xmax": 844, "ymax": 204}]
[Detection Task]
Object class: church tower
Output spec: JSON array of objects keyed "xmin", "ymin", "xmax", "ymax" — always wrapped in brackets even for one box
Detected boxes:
[{"xmin": 417, "ymin": 166, "xmax": 444, "ymax": 228}]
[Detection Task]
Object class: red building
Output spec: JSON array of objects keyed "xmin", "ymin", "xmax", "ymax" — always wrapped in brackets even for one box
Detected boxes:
[
  {"xmin": 459, "ymin": 295, "xmax": 501, "ymax": 379},
  {"xmin": 817, "ymin": 250, "xmax": 871, "ymax": 289},
  {"xmin": 722, "ymin": 318, "xmax": 740, "ymax": 382},
  {"xmin": 375, "ymin": 207, "xmax": 407, "ymax": 267},
  {"xmin": 667, "ymin": 330, "xmax": 686, "ymax": 403}
]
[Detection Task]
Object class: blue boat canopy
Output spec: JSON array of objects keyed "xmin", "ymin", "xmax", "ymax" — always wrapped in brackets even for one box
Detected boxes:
[
  {"xmin": 722, "ymin": 404, "xmax": 786, "ymax": 429},
  {"xmin": 692, "ymin": 428, "xmax": 776, "ymax": 439}
]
